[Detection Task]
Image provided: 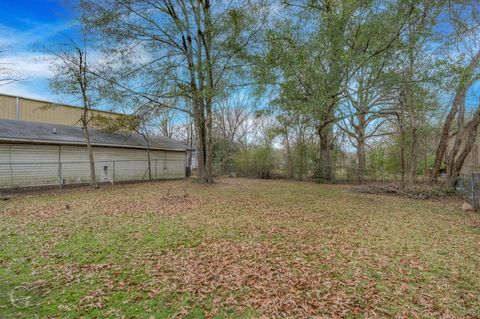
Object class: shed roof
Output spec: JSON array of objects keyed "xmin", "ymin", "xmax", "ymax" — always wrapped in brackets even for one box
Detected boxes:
[{"xmin": 0, "ymin": 119, "xmax": 188, "ymax": 151}]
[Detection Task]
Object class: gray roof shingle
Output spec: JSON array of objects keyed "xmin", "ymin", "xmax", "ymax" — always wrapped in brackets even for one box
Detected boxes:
[{"xmin": 0, "ymin": 119, "xmax": 188, "ymax": 151}]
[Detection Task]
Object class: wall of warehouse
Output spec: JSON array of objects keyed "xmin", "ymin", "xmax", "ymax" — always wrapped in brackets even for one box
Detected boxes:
[
  {"xmin": 0, "ymin": 94, "xmax": 118, "ymax": 126},
  {"xmin": 0, "ymin": 143, "xmax": 186, "ymax": 188}
]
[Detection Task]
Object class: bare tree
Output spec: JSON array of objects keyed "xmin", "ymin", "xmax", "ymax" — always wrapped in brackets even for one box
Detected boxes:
[
  {"xmin": 214, "ymin": 96, "xmax": 253, "ymax": 144},
  {"xmin": 338, "ymin": 65, "xmax": 394, "ymax": 183},
  {"xmin": 155, "ymin": 109, "xmax": 176, "ymax": 139},
  {"xmin": 211, "ymin": 95, "xmax": 262, "ymax": 170},
  {"xmin": 276, "ymin": 112, "xmax": 316, "ymax": 180},
  {"xmin": 0, "ymin": 50, "xmax": 19, "ymax": 87},
  {"xmin": 48, "ymin": 39, "xmax": 100, "ymax": 190},
  {"xmin": 81, "ymin": 0, "xmax": 267, "ymax": 184}
]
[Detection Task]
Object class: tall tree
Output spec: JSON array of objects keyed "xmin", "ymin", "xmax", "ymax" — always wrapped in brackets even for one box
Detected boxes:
[
  {"xmin": 429, "ymin": 1, "xmax": 480, "ymax": 186},
  {"xmin": 430, "ymin": 50, "xmax": 480, "ymax": 183},
  {"xmin": 80, "ymin": 0, "xmax": 267, "ymax": 183},
  {"xmin": 255, "ymin": 0, "xmax": 418, "ymax": 181},
  {"xmin": 338, "ymin": 64, "xmax": 394, "ymax": 183},
  {"xmin": 443, "ymin": 52, "xmax": 480, "ymax": 188},
  {"xmin": 49, "ymin": 39, "xmax": 100, "ymax": 190},
  {"xmin": 394, "ymin": 1, "xmax": 440, "ymax": 185}
]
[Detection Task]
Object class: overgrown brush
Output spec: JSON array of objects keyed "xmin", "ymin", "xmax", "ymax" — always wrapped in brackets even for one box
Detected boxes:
[{"xmin": 351, "ymin": 183, "xmax": 456, "ymax": 200}]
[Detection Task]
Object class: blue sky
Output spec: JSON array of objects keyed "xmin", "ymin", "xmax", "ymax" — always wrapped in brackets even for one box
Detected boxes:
[
  {"xmin": 0, "ymin": 0, "xmax": 92, "ymax": 107},
  {"xmin": 0, "ymin": 1, "xmax": 478, "ymax": 115}
]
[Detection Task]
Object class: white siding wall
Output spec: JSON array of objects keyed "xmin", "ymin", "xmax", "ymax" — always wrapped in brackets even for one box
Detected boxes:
[{"xmin": 0, "ymin": 143, "xmax": 186, "ymax": 188}]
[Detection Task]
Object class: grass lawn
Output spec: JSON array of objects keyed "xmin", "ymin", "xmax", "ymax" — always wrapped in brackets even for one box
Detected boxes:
[{"xmin": 0, "ymin": 178, "xmax": 479, "ymax": 318}]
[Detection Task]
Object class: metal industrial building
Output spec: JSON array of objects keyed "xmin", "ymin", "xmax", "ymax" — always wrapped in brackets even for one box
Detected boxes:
[
  {"xmin": 0, "ymin": 94, "xmax": 188, "ymax": 188},
  {"xmin": 0, "ymin": 93, "xmax": 119, "ymax": 126}
]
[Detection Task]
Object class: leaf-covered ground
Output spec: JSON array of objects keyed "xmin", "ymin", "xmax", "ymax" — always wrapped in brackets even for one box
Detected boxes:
[{"xmin": 0, "ymin": 178, "xmax": 479, "ymax": 318}]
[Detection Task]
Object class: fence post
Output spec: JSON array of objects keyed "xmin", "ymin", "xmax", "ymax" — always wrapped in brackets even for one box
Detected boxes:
[
  {"xmin": 112, "ymin": 160, "xmax": 116, "ymax": 184},
  {"xmin": 470, "ymin": 173, "xmax": 474, "ymax": 209},
  {"xmin": 332, "ymin": 163, "xmax": 336, "ymax": 184},
  {"xmin": 58, "ymin": 162, "xmax": 63, "ymax": 191}
]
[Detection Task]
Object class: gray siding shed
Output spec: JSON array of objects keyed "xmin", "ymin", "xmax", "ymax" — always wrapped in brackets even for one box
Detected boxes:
[{"xmin": 0, "ymin": 119, "xmax": 188, "ymax": 188}]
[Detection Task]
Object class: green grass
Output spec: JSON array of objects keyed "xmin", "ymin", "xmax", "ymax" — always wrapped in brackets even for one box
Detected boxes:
[{"xmin": 0, "ymin": 178, "xmax": 479, "ymax": 318}]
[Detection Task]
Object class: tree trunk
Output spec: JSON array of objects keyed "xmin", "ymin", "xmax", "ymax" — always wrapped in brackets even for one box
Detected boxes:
[
  {"xmin": 357, "ymin": 138, "xmax": 366, "ymax": 184},
  {"xmin": 180, "ymin": 4, "xmax": 209, "ymax": 184},
  {"xmin": 82, "ymin": 121, "xmax": 97, "ymax": 190},
  {"xmin": 447, "ymin": 101, "xmax": 466, "ymax": 171},
  {"xmin": 193, "ymin": 0, "xmax": 214, "ymax": 184},
  {"xmin": 408, "ymin": 127, "xmax": 418, "ymax": 185},
  {"xmin": 424, "ymin": 139, "xmax": 428, "ymax": 177},
  {"xmin": 317, "ymin": 124, "xmax": 334, "ymax": 181},
  {"xmin": 80, "ymin": 81, "xmax": 96, "ymax": 190},
  {"xmin": 445, "ymin": 105, "xmax": 480, "ymax": 188},
  {"xmin": 430, "ymin": 106, "xmax": 458, "ymax": 181},
  {"xmin": 193, "ymin": 109, "xmax": 206, "ymax": 182},
  {"xmin": 205, "ymin": 102, "xmax": 213, "ymax": 183},
  {"xmin": 431, "ymin": 50, "xmax": 480, "ymax": 181},
  {"xmin": 147, "ymin": 142, "xmax": 152, "ymax": 181},
  {"xmin": 284, "ymin": 132, "xmax": 294, "ymax": 179},
  {"xmin": 187, "ymin": 122, "xmax": 193, "ymax": 169}
]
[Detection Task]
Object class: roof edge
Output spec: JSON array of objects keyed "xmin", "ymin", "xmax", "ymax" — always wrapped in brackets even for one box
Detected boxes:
[{"xmin": 0, "ymin": 137, "xmax": 186, "ymax": 152}]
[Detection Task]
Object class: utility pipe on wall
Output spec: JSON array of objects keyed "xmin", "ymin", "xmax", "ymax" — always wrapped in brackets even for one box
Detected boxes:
[{"xmin": 15, "ymin": 96, "xmax": 20, "ymax": 120}]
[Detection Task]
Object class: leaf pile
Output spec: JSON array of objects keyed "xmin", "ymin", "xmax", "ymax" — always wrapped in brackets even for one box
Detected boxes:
[{"xmin": 351, "ymin": 183, "xmax": 452, "ymax": 200}]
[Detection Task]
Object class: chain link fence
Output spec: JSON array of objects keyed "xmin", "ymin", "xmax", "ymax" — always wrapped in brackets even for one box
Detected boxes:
[
  {"xmin": 456, "ymin": 172, "xmax": 480, "ymax": 209},
  {"xmin": 213, "ymin": 161, "xmax": 431, "ymax": 184},
  {"xmin": 0, "ymin": 159, "xmax": 186, "ymax": 190}
]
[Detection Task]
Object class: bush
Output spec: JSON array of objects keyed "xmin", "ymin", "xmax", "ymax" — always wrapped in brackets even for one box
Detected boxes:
[{"xmin": 234, "ymin": 146, "xmax": 275, "ymax": 178}]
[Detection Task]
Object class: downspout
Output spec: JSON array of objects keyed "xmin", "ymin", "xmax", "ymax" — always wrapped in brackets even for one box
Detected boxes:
[{"xmin": 15, "ymin": 96, "xmax": 20, "ymax": 120}]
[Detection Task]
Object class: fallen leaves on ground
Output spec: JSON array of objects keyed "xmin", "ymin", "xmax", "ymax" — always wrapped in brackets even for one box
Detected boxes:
[
  {"xmin": 0, "ymin": 178, "xmax": 479, "ymax": 318},
  {"xmin": 145, "ymin": 239, "xmax": 382, "ymax": 318}
]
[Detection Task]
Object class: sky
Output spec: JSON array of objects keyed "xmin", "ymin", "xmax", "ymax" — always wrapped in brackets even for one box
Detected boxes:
[
  {"xmin": 0, "ymin": 0, "xmax": 90, "ymax": 107},
  {"xmin": 0, "ymin": 1, "xmax": 479, "ymax": 115}
]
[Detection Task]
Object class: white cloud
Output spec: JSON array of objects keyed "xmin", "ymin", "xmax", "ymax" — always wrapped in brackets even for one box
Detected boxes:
[
  {"xmin": 0, "ymin": 51, "xmax": 55, "ymax": 101},
  {"xmin": 0, "ymin": 14, "xmax": 89, "ymax": 100},
  {"xmin": 0, "ymin": 21, "xmax": 74, "ymax": 50},
  {"xmin": 0, "ymin": 80, "xmax": 57, "ymax": 101},
  {"xmin": 0, "ymin": 52, "xmax": 54, "ymax": 80},
  {"xmin": 0, "ymin": 19, "xmax": 76, "ymax": 99}
]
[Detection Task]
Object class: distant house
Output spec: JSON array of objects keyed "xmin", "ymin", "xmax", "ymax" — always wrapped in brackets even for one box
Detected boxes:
[{"xmin": 0, "ymin": 94, "xmax": 189, "ymax": 188}]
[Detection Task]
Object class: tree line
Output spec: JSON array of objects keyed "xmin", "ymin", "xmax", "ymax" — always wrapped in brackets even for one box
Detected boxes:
[{"xmin": 3, "ymin": 0, "xmax": 480, "ymax": 188}]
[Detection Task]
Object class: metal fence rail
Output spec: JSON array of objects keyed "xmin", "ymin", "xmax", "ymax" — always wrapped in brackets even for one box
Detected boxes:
[{"xmin": 0, "ymin": 159, "xmax": 186, "ymax": 189}]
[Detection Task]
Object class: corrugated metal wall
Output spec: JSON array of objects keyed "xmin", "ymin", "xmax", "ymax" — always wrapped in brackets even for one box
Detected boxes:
[
  {"xmin": 0, "ymin": 94, "xmax": 118, "ymax": 126},
  {"xmin": 0, "ymin": 95, "xmax": 16, "ymax": 119},
  {"xmin": 0, "ymin": 143, "xmax": 186, "ymax": 188}
]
